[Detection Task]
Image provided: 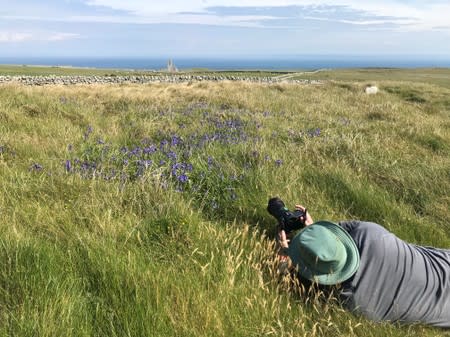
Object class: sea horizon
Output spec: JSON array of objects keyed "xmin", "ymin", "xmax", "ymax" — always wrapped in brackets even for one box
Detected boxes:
[{"xmin": 1, "ymin": 55, "xmax": 449, "ymax": 71}]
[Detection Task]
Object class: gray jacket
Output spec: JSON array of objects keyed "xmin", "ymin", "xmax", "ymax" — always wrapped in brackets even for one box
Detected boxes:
[{"xmin": 339, "ymin": 221, "xmax": 450, "ymax": 328}]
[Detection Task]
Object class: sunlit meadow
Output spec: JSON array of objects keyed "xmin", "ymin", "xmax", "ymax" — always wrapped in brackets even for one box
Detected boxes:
[{"xmin": 0, "ymin": 77, "xmax": 449, "ymax": 336}]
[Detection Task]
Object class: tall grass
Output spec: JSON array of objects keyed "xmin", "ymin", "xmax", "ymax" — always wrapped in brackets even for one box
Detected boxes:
[{"xmin": 0, "ymin": 80, "xmax": 449, "ymax": 336}]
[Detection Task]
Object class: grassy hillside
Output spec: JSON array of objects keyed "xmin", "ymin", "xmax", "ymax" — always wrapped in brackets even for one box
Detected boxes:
[{"xmin": 0, "ymin": 78, "xmax": 449, "ymax": 336}]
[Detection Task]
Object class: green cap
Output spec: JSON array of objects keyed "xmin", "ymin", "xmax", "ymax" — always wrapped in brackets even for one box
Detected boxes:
[{"xmin": 288, "ymin": 221, "xmax": 360, "ymax": 285}]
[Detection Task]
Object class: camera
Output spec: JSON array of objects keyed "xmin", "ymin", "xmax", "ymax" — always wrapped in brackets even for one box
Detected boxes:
[{"xmin": 267, "ymin": 197, "xmax": 307, "ymax": 233}]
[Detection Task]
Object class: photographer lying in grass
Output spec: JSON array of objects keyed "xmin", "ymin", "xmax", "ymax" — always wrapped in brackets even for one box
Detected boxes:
[{"xmin": 269, "ymin": 198, "xmax": 450, "ymax": 328}]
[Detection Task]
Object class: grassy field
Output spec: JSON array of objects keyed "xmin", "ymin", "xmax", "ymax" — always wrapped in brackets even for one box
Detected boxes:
[
  {"xmin": 0, "ymin": 64, "xmax": 285, "ymax": 77},
  {"xmin": 291, "ymin": 68, "xmax": 450, "ymax": 88},
  {"xmin": 0, "ymin": 72, "xmax": 449, "ymax": 336},
  {"xmin": 0, "ymin": 64, "xmax": 137, "ymax": 76}
]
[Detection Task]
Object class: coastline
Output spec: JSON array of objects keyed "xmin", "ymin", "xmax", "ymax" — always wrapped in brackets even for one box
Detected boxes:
[{"xmin": 1, "ymin": 56, "xmax": 450, "ymax": 72}]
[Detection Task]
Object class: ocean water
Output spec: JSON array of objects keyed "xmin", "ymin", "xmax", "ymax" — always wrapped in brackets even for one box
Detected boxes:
[{"xmin": 0, "ymin": 56, "xmax": 449, "ymax": 70}]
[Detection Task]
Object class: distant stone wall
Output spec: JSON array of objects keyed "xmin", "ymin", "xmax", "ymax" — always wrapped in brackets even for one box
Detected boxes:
[{"xmin": 0, "ymin": 75, "xmax": 323, "ymax": 86}]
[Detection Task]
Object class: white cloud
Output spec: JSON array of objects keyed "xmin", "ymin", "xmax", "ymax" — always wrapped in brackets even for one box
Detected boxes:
[
  {"xmin": 303, "ymin": 16, "xmax": 416, "ymax": 27},
  {"xmin": 0, "ymin": 32, "xmax": 33, "ymax": 42},
  {"xmin": 2, "ymin": 1, "xmax": 449, "ymax": 32},
  {"xmin": 47, "ymin": 33, "xmax": 81, "ymax": 41},
  {"xmin": 69, "ymin": 13, "xmax": 277, "ymax": 27},
  {"xmin": 83, "ymin": 0, "xmax": 450, "ymax": 31},
  {"xmin": 0, "ymin": 31, "xmax": 81, "ymax": 42}
]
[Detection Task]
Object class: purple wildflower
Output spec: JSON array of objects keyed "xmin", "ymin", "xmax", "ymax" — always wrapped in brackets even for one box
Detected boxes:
[
  {"xmin": 308, "ymin": 128, "xmax": 321, "ymax": 137},
  {"xmin": 160, "ymin": 139, "xmax": 169, "ymax": 150},
  {"xmin": 143, "ymin": 145, "xmax": 157, "ymax": 154},
  {"xmin": 171, "ymin": 135, "xmax": 182, "ymax": 146},
  {"xmin": 171, "ymin": 163, "xmax": 182, "ymax": 176},
  {"xmin": 65, "ymin": 160, "xmax": 72, "ymax": 172},
  {"xmin": 275, "ymin": 159, "xmax": 283, "ymax": 167},
  {"xmin": 80, "ymin": 162, "xmax": 90, "ymax": 171},
  {"xmin": 166, "ymin": 151, "xmax": 177, "ymax": 161},
  {"xmin": 84, "ymin": 125, "xmax": 93, "ymax": 140},
  {"xmin": 130, "ymin": 147, "xmax": 141, "ymax": 156},
  {"xmin": 178, "ymin": 174, "xmax": 189, "ymax": 183},
  {"xmin": 314, "ymin": 128, "xmax": 321, "ymax": 137}
]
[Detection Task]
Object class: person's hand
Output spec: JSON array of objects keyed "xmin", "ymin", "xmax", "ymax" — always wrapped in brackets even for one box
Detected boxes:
[
  {"xmin": 277, "ymin": 229, "xmax": 290, "ymax": 274},
  {"xmin": 295, "ymin": 204, "xmax": 314, "ymax": 226},
  {"xmin": 278, "ymin": 229, "xmax": 289, "ymax": 248}
]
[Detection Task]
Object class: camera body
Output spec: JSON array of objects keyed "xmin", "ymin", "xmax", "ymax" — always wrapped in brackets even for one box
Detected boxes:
[{"xmin": 267, "ymin": 197, "xmax": 306, "ymax": 233}]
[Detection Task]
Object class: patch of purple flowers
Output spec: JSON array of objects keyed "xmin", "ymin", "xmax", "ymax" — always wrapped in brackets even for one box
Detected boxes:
[{"xmin": 64, "ymin": 106, "xmax": 265, "ymax": 213}]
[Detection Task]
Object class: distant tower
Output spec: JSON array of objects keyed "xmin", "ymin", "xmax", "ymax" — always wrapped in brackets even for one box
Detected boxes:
[{"xmin": 167, "ymin": 59, "xmax": 178, "ymax": 73}]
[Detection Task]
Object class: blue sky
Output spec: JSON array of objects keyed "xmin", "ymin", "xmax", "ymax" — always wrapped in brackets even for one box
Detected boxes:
[{"xmin": 1, "ymin": 0, "xmax": 449, "ymax": 58}]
